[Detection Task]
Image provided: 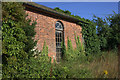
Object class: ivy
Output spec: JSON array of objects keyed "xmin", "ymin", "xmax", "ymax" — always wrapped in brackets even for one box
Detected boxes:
[
  {"xmin": 2, "ymin": 18, "xmax": 27, "ymax": 57},
  {"xmin": 79, "ymin": 22, "xmax": 100, "ymax": 54}
]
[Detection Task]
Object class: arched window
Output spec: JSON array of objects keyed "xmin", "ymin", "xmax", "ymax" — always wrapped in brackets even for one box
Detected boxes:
[{"xmin": 55, "ymin": 21, "xmax": 64, "ymax": 62}]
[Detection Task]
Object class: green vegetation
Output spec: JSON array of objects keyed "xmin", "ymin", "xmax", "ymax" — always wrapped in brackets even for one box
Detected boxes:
[
  {"xmin": 53, "ymin": 36, "xmax": 118, "ymax": 78},
  {"xmin": 2, "ymin": 2, "xmax": 28, "ymax": 78},
  {"xmin": 1, "ymin": 2, "xmax": 119, "ymax": 79},
  {"xmin": 2, "ymin": 2, "xmax": 52, "ymax": 78}
]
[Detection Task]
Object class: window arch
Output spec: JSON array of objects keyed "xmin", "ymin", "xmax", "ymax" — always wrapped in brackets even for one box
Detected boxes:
[
  {"xmin": 55, "ymin": 21, "xmax": 64, "ymax": 62},
  {"xmin": 55, "ymin": 21, "xmax": 64, "ymax": 30}
]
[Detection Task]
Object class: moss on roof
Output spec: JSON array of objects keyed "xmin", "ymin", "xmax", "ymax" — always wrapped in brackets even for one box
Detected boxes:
[
  {"xmin": 23, "ymin": 2, "xmax": 88, "ymax": 24},
  {"xmin": 24, "ymin": 2, "xmax": 72, "ymax": 17}
]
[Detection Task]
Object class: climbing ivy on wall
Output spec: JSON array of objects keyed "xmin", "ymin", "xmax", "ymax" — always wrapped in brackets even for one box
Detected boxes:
[{"xmin": 79, "ymin": 22, "xmax": 100, "ymax": 54}]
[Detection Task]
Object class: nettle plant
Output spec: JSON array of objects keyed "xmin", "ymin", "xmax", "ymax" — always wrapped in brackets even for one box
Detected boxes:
[{"xmin": 61, "ymin": 34, "xmax": 86, "ymax": 62}]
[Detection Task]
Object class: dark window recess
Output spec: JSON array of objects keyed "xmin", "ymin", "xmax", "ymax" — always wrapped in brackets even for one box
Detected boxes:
[{"xmin": 55, "ymin": 21, "xmax": 64, "ymax": 62}]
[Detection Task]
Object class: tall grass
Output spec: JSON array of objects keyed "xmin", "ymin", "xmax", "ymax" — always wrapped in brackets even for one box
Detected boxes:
[
  {"xmin": 54, "ymin": 35, "xmax": 118, "ymax": 78},
  {"xmin": 88, "ymin": 51, "xmax": 118, "ymax": 78},
  {"xmin": 55, "ymin": 50, "xmax": 118, "ymax": 78}
]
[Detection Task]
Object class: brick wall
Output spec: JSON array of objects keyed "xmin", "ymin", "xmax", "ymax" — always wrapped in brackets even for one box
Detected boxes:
[{"xmin": 25, "ymin": 10, "xmax": 82, "ymax": 61}]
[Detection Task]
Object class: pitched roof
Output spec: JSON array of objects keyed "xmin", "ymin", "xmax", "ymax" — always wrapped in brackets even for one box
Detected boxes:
[{"xmin": 23, "ymin": 2, "xmax": 87, "ymax": 24}]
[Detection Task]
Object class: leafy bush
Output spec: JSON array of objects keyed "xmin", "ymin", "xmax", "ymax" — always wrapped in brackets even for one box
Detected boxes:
[
  {"xmin": 2, "ymin": 40, "xmax": 52, "ymax": 78},
  {"xmin": 2, "ymin": 2, "xmax": 37, "ymax": 78},
  {"xmin": 2, "ymin": 18, "xmax": 28, "ymax": 78}
]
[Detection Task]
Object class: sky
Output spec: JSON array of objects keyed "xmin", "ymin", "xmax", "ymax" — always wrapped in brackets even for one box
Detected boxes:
[{"xmin": 35, "ymin": 2, "xmax": 119, "ymax": 20}]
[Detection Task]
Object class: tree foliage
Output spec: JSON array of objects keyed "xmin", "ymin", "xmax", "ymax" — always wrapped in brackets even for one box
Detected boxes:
[
  {"xmin": 2, "ymin": 2, "xmax": 25, "ymax": 22},
  {"xmin": 93, "ymin": 12, "xmax": 120, "ymax": 51},
  {"xmin": 92, "ymin": 16, "xmax": 111, "ymax": 50},
  {"xmin": 108, "ymin": 13, "xmax": 120, "ymax": 46}
]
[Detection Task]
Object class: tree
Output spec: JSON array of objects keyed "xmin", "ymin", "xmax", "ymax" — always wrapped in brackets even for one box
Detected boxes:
[
  {"xmin": 92, "ymin": 15, "xmax": 111, "ymax": 50},
  {"xmin": 108, "ymin": 13, "xmax": 120, "ymax": 53},
  {"xmin": 108, "ymin": 13, "xmax": 120, "ymax": 47},
  {"xmin": 92, "ymin": 12, "xmax": 120, "ymax": 53}
]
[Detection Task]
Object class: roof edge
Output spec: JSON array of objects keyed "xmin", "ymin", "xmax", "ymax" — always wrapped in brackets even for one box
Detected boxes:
[{"xmin": 23, "ymin": 2, "xmax": 88, "ymax": 24}]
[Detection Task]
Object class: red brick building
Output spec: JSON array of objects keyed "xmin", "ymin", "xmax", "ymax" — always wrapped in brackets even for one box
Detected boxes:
[{"xmin": 23, "ymin": 2, "xmax": 84, "ymax": 62}]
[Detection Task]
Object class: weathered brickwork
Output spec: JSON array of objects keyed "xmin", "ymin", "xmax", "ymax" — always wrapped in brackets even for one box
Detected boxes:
[{"xmin": 25, "ymin": 10, "xmax": 82, "ymax": 61}]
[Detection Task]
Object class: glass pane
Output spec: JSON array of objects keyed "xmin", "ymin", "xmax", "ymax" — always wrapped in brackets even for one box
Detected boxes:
[
  {"xmin": 56, "ymin": 39, "xmax": 57, "ymax": 43},
  {"xmin": 56, "ymin": 53, "xmax": 59, "ymax": 57},
  {"xmin": 58, "ymin": 37, "xmax": 59, "ymax": 42},
  {"xmin": 60, "ymin": 33, "xmax": 61, "ymax": 37},
  {"xmin": 55, "ymin": 22, "xmax": 63, "ymax": 30},
  {"xmin": 56, "ymin": 43, "xmax": 58, "ymax": 47},
  {"xmin": 57, "ymin": 43, "xmax": 60, "ymax": 48},
  {"xmin": 55, "ymin": 23, "xmax": 59, "ymax": 28},
  {"xmin": 57, "ymin": 32, "xmax": 59, "ymax": 37},
  {"xmin": 59, "ymin": 43, "xmax": 61, "ymax": 47},
  {"xmin": 56, "ymin": 48, "xmax": 58, "ymax": 52},
  {"xmin": 59, "ymin": 24, "xmax": 61, "ymax": 29},
  {"xmin": 60, "ymin": 38, "xmax": 62, "ymax": 42}
]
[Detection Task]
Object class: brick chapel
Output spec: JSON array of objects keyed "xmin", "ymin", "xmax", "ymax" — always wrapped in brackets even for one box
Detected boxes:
[{"xmin": 23, "ymin": 2, "xmax": 84, "ymax": 62}]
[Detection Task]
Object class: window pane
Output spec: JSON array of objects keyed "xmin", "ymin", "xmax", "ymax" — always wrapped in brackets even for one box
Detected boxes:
[
  {"xmin": 55, "ymin": 22, "xmax": 63, "ymax": 30},
  {"xmin": 55, "ymin": 23, "xmax": 59, "ymax": 28},
  {"xmin": 60, "ymin": 38, "xmax": 62, "ymax": 42},
  {"xmin": 60, "ymin": 32, "xmax": 61, "ymax": 37}
]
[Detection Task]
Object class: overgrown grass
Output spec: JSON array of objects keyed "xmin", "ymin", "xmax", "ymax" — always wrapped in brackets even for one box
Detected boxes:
[
  {"xmin": 89, "ymin": 50, "xmax": 118, "ymax": 78},
  {"xmin": 55, "ymin": 50, "xmax": 118, "ymax": 78},
  {"xmin": 52, "ymin": 36, "xmax": 118, "ymax": 78}
]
